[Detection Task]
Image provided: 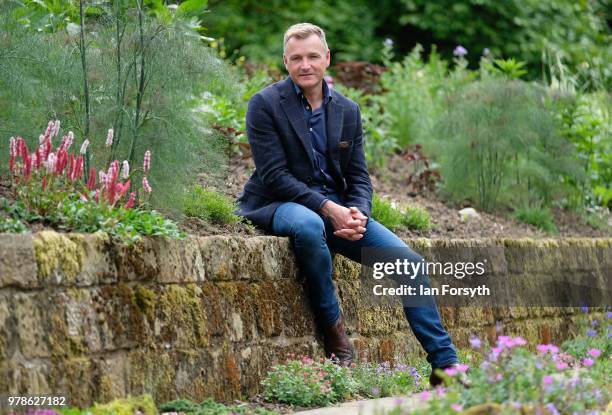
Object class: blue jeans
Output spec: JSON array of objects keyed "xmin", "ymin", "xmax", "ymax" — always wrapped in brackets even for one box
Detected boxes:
[{"xmin": 271, "ymin": 195, "xmax": 458, "ymax": 369}]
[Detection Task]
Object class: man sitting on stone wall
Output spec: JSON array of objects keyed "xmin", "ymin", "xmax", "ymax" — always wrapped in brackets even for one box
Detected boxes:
[{"xmin": 237, "ymin": 22, "xmax": 460, "ymax": 387}]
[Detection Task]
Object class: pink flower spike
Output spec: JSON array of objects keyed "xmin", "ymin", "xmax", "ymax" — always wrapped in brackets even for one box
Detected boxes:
[
  {"xmin": 80, "ymin": 139, "xmax": 89, "ymax": 155},
  {"xmin": 45, "ymin": 153, "xmax": 56, "ymax": 174},
  {"xmin": 555, "ymin": 362, "xmax": 568, "ymax": 370},
  {"xmin": 492, "ymin": 346, "xmax": 503, "ymax": 355},
  {"xmin": 582, "ymin": 358, "xmax": 594, "ymax": 367},
  {"xmin": 143, "ymin": 150, "xmax": 151, "ymax": 173},
  {"xmin": 87, "ymin": 167, "xmax": 96, "ymax": 190},
  {"xmin": 543, "ymin": 375, "xmax": 553, "ymax": 385},
  {"xmin": 121, "ymin": 160, "xmax": 130, "ymax": 179},
  {"xmin": 142, "ymin": 176, "xmax": 152, "ymax": 193},
  {"xmin": 9, "ymin": 137, "xmax": 16, "ymax": 157},
  {"xmin": 588, "ymin": 349, "xmax": 601, "ymax": 358},
  {"xmin": 451, "ymin": 403, "xmax": 463, "ymax": 412},
  {"xmin": 511, "ymin": 336, "xmax": 527, "ymax": 347},
  {"xmin": 52, "ymin": 120, "xmax": 61, "ymax": 137},
  {"xmin": 106, "ymin": 128, "xmax": 114, "ymax": 147},
  {"xmin": 549, "ymin": 345, "xmax": 559, "ymax": 354}
]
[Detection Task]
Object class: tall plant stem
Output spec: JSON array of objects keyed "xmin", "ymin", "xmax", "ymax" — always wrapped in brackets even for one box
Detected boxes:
[{"xmin": 79, "ymin": 0, "xmax": 91, "ymax": 179}]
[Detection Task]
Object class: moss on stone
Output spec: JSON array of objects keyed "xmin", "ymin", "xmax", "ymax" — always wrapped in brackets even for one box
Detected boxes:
[
  {"xmin": 34, "ymin": 231, "xmax": 82, "ymax": 282},
  {"xmin": 91, "ymin": 394, "xmax": 157, "ymax": 415},
  {"xmin": 134, "ymin": 285, "xmax": 156, "ymax": 318},
  {"xmin": 158, "ymin": 284, "xmax": 208, "ymax": 347}
]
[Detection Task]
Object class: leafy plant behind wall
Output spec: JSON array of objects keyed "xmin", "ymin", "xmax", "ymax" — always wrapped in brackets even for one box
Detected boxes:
[
  {"xmin": 0, "ymin": 0, "xmax": 238, "ymax": 215},
  {"xmin": 434, "ymin": 79, "xmax": 578, "ymax": 213}
]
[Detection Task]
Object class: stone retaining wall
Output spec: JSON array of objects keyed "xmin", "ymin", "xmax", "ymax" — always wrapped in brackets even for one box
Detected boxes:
[{"xmin": 0, "ymin": 232, "xmax": 610, "ymax": 407}]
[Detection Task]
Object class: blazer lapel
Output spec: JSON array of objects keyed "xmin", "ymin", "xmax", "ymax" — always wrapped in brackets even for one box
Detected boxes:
[
  {"xmin": 326, "ymin": 96, "xmax": 344, "ymax": 176},
  {"xmin": 279, "ymin": 78, "xmax": 315, "ymax": 168}
]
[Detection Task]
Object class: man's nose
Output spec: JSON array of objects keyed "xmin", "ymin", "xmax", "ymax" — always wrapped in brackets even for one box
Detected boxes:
[{"xmin": 299, "ymin": 58, "xmax": 311, "ymax": 70}]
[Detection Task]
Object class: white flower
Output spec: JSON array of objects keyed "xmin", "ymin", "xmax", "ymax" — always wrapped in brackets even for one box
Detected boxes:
[
  {"xmin": 106, "ymin": 128, "xmax": 114, "ymax": 147},
  {"xmin": 80, "ymin": 139, "xmax": 90, "ymax": 155},
  {"xmin": 121, "ymin": 160, "xmax": 130, "ymax": 179}
]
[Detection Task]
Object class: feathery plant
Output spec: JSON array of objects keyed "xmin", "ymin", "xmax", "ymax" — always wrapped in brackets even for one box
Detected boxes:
[
  {"xmin": 434, "ymin": 79, "xmax": 579, "ymax": 213},
  {"xmin": 0, "ymin": 0, "xmax": 238, "ymax": 214}
]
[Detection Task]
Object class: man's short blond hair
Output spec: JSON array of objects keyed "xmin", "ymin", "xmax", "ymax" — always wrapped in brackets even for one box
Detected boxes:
[{"xmin": 283, "ymin": 23, "xmax": 328, "ymax": 54}]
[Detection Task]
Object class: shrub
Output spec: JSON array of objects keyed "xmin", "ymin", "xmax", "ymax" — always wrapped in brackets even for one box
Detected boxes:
[
  {"xmin": 5, "ymin": 121, "xmax": 183, "ymax": 243},
  {"xmin": 512, "ymin": 206, "xmax": 558, "ymax": 234},
  {"xmin": 435, "ymin": 79, "xmax": 578, "ymax": 213},
  {"xmin": 333, "ymin": 85, "xmax": 398, "ymax": 169},
  {"xmin": 372, "ymin": 194, "xmax": 431, "ymax": 231},
  {"xmin": 350, "ymin": 361, "xmax": 420, "ymax": 398},
  {"xmin": 371, "ymin": 194, "xmax": 404, "ymax": 230},
  {"xmin": 402, "ymin": 206, "xmax": 431, "ymax": 231},
  {"xmin": 0, "ymin": 3, "xmax": 238, "ymax": 213},
  {"xmin": 183, "ymin": 186, "xmax": 242, "ymax": 226},
  {"xmin": 261, "ymin": 355, "xmax": 358, "ymax": 407},
  {"xmin": 0, "ymin": 213, "xmax": 28, "ymax": 233},
  {"xmin": 160, "ymin": 398, "xmax": 279, "ymax": 415}
]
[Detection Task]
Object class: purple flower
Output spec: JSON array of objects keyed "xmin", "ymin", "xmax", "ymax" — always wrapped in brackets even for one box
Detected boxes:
[
  {"xmin": 453, "ymin": 45, "xmax": 468, "ymax": 57},
  {"xmin": 451, "ymin": 403, "xmax": 464, "ymax": 412},
  {"xmin": 582, "ymin": 357, "xmax": 594, "ymax": 367},
  {"xmin": 456, "ymin": 363, "xmax": 469, "ymax": 373},
  {"xmin": 591, "ymin": 319, "xmax": 599, "ymax": 326},
  {"xmin": 555, "ymin": 362, "xmax": 568, "ymax": 370},
  {"xmin": 546, "ymin": 403, "xmax": 561, "ymax": 415},
  {"xmin": 588, "ymin": 348, "xmax": 601, "ymax": 358},
  {"xmin": 607, "ymin": 311, "xmax": 612, "ymax": 319},
  {"xmin": 469, "ymin": 335, "xmax": 482, "ymax": 349},
  {"xmin": 419, "ymin": 390, "xmax": 432, "ymax": 401},
  {"xmin": 495, "ymin": 321, "xmax": 503, "ymax": 333},
  {"xmin": 580, "ymin": 306, "xmax": 589, "ymax": 313},
  {"xmin": 543, "ymin": 375, "xmax": 553, "ymax": 385},
  {"xmin": 587, "ymin": 329, "xmax": 597, "ymax": 337}
]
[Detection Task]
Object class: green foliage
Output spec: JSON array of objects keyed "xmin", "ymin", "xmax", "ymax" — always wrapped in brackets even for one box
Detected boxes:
[
  {"xmin": 183, "ymin": 185, "xmax": 242, "ymax": 225},
  {"xmin": 0, "ymin": 200, "xmax": 29, "ymax": 233},
  {"xmin": 200, "ymin": 0, "xmax": 384, "ymax": 65},
  {"xmin": 558, "ymin": 92, "xmax": 612, "ymax": 209},
  {"xmin": 512, "ymin": 206, "xmax": 558, "ymax": 234},
  {"xmin": 372, "ymin": 194, "xmax": 404, "ymax": 230},
  {"xmin": 371, "ymin": 194, "xmax": 431, "ymax": 231},
  {"xmin": 55, "ymin": 197, "xmax": 184, "ymax": 242},
  {"xmin": 261, "ymin": 355, "xmax": 358, "ymax": 407},
  {"xmin": 435, "ymin": 79, "xmax": 578, "ymax": 212},
  {"xmin": 7, "ymin": 195, "xmax": 184, "ymax": 243},
  {"xmin": 350, "ymin": 361, "xmax": 420, "ymax": 398},
  {"xmin": 89, "ymin": 394, "xmax": 157, "ymax": 415},
  {"xmin": 398, "ymin": 0, "xmax": 611, "ymax": 90},
  {"xmin": 334, "ymin": 85, "xmax": 397, "ymax": 169},
  {"xmin": 481, "ymin": 58, "xmax": 528, "ymax": 80},
  {"xmin": 377, "ymin": 42, "xmax": 474, "ymax": 149},
  {"xmin": 160, "ymin": 398, "xmax": 279, "ymax": 415},
  {"xmin": 0, "ymin": 2, "xmax": 238, "ymax": 214},
  {"xmin": 401, "ymin": 205, "xmax": 431, "ymax": 231}
]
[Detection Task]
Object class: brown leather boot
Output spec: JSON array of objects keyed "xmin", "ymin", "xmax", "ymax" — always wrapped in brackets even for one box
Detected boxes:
[{"xmin": 322, "ymin": 313, "xmax": 353, "ymax": 367}]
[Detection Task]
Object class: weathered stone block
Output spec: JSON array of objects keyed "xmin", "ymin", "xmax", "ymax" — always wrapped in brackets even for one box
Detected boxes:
[{"xmin": 0, "ymin": 234, "xmax": 38, "ymax": 288}]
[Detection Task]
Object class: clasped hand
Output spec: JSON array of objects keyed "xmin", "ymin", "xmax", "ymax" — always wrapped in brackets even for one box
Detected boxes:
[{"xmin": 320, "ymin": 200, "xmax": 367, "ymax": 241}]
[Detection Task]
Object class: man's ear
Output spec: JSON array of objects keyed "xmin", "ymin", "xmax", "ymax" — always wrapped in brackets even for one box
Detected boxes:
[{"xmin": 325, "ymin": 49, "xmax": 331, "ymax": 68}]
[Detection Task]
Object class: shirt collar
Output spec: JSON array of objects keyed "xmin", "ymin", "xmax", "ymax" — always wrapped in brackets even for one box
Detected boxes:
[{"xmin": 290, "ymin": 77, "xmax": 332, "ymax": 105}]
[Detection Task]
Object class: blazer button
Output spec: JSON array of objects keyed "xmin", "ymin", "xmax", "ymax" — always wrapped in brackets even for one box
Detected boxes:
[{"xmin": 306, "ymin": 176, "xmax": 313, "ymax": 184}]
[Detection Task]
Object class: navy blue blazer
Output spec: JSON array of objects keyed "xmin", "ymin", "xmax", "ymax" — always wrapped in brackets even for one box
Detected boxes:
[{"xmin": 236, "ymin": 77, "xmax": 373, "ymax": 231}]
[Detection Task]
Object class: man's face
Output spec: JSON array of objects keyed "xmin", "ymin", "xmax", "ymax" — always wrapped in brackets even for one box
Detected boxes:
[{"xmin": 283, "ymin": 34, "xmax": 330, "ymax": 91}]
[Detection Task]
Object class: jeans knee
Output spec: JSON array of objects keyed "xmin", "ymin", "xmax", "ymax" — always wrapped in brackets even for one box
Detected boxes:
[{"xmin": 292, "ymin": 214, "xmax": 326, "ymax": 244}]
